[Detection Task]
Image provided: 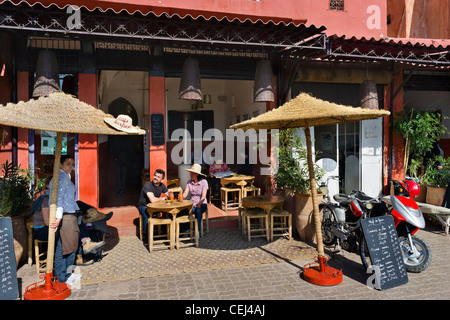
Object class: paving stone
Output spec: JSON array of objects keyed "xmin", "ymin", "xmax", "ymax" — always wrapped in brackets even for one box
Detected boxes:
[{"xmin": 15, "ymin": 224, "xmax": 450, "ymax": 301}]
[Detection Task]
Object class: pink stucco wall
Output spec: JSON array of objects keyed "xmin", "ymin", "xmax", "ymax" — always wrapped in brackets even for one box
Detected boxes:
[
  {"xmin": 388, "ymin": 0, "xmax": 450, "ymax": 39},
  {"xmin": 305, "ymin": 0, "xmax": 387, "ymax": 38}
]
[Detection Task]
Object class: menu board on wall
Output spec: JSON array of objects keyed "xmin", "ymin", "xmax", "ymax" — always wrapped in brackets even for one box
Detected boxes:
[
  {"xmin": 0, "ymin": 217, "xmax": 19, "ymax": 300},
  {"xmin": 150, "ymin": 114, "xmax": 165, "ymax": 146},
  {"xmin": 361, "ymin": 215, "xmax": 408, "ymax": 290}
]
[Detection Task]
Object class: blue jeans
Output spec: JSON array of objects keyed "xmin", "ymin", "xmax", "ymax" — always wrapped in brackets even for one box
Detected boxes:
[
  {"xmin": 192, "ymin": 203, "xmax": 207, "ymax": 233},
  {"xmin": 54, "ymin": 232, "xmax": 76, "ymax": 283},
  {"xmin": 138, "ymin": 205, "xmax": 150, "ymax": 239},
  {"xmin": 34, "ymin": 226, "xmax": 49, "ymax": 241},
  {"xmin": 77, "ymin": 220, "xmax": 90, "ymax": 255}
]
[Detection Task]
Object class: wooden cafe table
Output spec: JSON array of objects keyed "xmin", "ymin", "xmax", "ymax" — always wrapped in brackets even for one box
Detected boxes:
[
  {"xmin": 146, "ymin": 200, "xmax": 194, "ymax": 250},
  {"xmin": 241, "ymin": 195, "xmax": 285, "ymax": 241},
  {"xmin": 220, "ymin": 174, "xmax": 255, "ymax": 207}
]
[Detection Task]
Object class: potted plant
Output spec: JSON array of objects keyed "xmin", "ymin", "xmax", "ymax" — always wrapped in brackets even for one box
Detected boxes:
[
  {"xmin": 393, "ymin": 110, "xmax": 448, "ymax": 201},
  {"xmin": 421, "ymin": 156, "xmax": 450, "ymax": 206},
  {"xmin": 0, "ymin": 161, "xmax": 44, "ymax": 267},
  {"xmin": 272, "ymin": 128, "xmax": 325, "ymax": 242}
]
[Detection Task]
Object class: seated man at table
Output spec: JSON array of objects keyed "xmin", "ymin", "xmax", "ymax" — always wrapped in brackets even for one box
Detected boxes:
[{"xmin": 138, "ymin": 169, "xmax": 170, "ymax": 243}]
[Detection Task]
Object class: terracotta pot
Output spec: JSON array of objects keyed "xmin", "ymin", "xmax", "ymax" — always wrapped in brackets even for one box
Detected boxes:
[
  {"xmin": 275, "ymin": 189, "xmax": 295, "ymax": 214},
  {"xmin": 294, "ymin": 193, "xmax": 323, "ymax": 243},
  {"xmin": 11, "ymin": 215, "xmax": 27, "ymax": 268},
  {"xmin": 425, "ymin": 186, "xmax": 446, "ymax": 206}
]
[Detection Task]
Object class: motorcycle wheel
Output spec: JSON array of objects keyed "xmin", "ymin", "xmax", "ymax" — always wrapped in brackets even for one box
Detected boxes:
[
  {"xmin": 360, "ymin": 234, "xmax": 432, "ymax": 273},
  {"xmin": 359, "ymin": 234, "xmax": 371, "ymax": 271},
  {"xmin": 398, "ymin": 235, "xmax": 432, "ymax": 273},
  {"xmin": 320, "ymin": 206, "xmax": 337, "ymax": 246}
]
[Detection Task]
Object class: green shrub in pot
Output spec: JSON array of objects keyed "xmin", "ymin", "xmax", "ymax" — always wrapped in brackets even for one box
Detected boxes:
[
  {"xmin": 0, "ymin": 161, "xmax": 44, "ymax": 217},
  {"xmin": 272, "ymin": 128, "xmax": 325, "ymax": 242},
  {"xmin": 422, "ymin": 156, "xmax": 450, "ymax": 188},
  {"xmin": 272, "ymin": 128, "xmax": 325, "ymax": 196}
]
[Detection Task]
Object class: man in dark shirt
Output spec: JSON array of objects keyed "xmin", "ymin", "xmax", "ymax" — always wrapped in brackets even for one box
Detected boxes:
[{"xmin": 138, "ymin": 169, "xmax": 170, "ymax": 242}]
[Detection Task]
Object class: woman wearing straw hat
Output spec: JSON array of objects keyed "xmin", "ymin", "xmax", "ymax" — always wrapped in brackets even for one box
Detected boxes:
[{"xmin": 182, "ymin": 164, "xmax": 209, "ymax": 234}]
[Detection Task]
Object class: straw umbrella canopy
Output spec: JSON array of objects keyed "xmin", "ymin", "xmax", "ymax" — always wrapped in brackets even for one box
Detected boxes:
[
  {"xmin": 0, "ymin": 92, "xmax": 145, "ymax": 135},
  {"xmin": 230, "ymin": 92, "xmax": 390, "ymax": 131},
  {"xmin": 0, "ymin": 92, "xmax": 144, "ymax": 298},
  {"xmin": 230, "ymin": 93, "xmax": 390, "ymax": 266}
]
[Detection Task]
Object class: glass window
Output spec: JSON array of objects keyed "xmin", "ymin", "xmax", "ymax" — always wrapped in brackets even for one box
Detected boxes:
[{"xmin": 330, "ymin": 0, "xmax": 344, "ymax": 10}]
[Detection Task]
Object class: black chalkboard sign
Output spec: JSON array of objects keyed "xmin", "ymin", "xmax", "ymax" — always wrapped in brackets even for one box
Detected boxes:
[
  {"xmin": 361, "ymin": 215, "xmax": 408, "ymax": 290},
  {"xmin": 0, "ymin": 217, "xmax": 19, "ymax": 300},
  {"xmin": 151, "ymin": 113, "xmax": 165, "ymax": 146}
]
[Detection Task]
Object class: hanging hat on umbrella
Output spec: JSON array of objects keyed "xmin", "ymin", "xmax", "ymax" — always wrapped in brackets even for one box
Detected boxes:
[
  {"xmin": 104, "ymin": 114, "xmax": 142, "ymax": 134},
  {"xmin": 0, "ymin": 92, "xmax": 145, "ymax": 135}
]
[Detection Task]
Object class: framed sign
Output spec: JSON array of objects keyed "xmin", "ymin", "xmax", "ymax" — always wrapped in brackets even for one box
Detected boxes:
[
  {"xmin": 0, "ymin": 218, "xmax": 19, "ymax": 300},
  {"xmin": 150, "ymin": 113, "xmax": 165, "ymax": 146},
  {"xmin": 361, "ymin": 216, "xmax": 408, "ymax": 290}
]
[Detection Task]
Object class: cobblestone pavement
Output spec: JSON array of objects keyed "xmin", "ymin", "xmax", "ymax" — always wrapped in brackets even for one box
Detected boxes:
[{"xmin": 17, "ymin": 224, "xmax": 450, "ymax": 302}]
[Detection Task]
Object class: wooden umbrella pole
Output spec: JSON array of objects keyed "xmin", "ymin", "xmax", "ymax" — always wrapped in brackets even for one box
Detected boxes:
[
  {"xmin": 46, "ymin": 132, "xmax": 63, "ymax": 274},
  {"xmin": 304, "ymin": 127, "xmax": 325, "ymax": 257}
]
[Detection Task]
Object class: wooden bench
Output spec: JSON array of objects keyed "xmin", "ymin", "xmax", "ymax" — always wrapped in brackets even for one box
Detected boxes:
[
  {"xmin": 382, "ymin": 196, "xmax": 450, "ymax": 235},
  {"xmin": 415, "ymin": 202, "xmax": 450, "ymax": 235}
]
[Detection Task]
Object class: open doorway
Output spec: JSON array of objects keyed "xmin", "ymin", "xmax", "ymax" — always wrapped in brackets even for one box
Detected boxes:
[{"xmin": 98, "ymin": 71, "xmax": 147, "ymax": 207}]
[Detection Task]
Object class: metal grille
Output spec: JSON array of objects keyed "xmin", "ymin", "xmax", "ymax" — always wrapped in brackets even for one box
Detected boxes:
[
  {"xmin": 330, "ymin": 0, "xmax": 345, "ymax": 10},
  {"xmin": 0, "ymin": 1, "xmax": 326, "ymax": 53},
  {"xmin": 28, "ymin": 37, "xmax": 81, "ymax": 50}
]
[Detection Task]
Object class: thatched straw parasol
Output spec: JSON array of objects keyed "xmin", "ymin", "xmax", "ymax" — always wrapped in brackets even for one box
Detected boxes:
[
  {"xmin": 231, "ymin": 92, "xmax": 390, "ymax": 130},
  {"xmin": 0, "ymin": 92, "xmax": 145, "ymax": 135},
  {"xmin": 230, "ymin": 92, "xmax": 390, "ymax": 285},
  {"xmin": 0, "ymin": 92, "xmax": 145, "ymax": 299}
]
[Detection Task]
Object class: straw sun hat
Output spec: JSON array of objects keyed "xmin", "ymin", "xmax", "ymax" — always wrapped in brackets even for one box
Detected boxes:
[
  {"xmin": 185, "ymin": 163, "xmax": 206, "ymax": 176},
  {"xmin": 104, "ymin": 114, "xmax": 141, "ymax": 134}
]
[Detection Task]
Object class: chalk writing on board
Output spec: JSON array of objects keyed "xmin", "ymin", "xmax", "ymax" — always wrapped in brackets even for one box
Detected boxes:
[
  {"xmin": 0, "ymin": 218, "xmax": 19, "ymax": 300},
  {"xmin": 151, "ymin": 114, "xmax": 165, "ymax": 146},
  {"xmin": 361, "ymin": 216, "xmax": 408, "ymax": 290}
]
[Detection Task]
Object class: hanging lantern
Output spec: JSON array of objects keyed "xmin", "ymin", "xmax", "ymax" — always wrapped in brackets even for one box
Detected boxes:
[
  {"xmin": 32, "ymin": 50, "xmax": 60, "ymax": 98},
  {"xmin": 253, "ymin": 59, "xmax": 274, "ymax": 102},
  {"xmin": 359, "ymin": 80, "xmax": 379, "ymax": 110},
  {"xmin": 178, "ymin": 58, "xmax": 202, "ymax": 100}
]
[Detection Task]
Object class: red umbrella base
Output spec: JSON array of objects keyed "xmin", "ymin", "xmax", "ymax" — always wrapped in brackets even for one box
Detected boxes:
[
  {"xmin": 24, "ymin": 273, "xmax": 71, "ymax": 300},
  {"xmin": 303, "ymin": 256, "xmax": 343, "ymax": 286}
]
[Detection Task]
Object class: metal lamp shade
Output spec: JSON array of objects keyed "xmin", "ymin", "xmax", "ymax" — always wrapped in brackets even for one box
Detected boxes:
[
  {"xmin": 359, "ymin": 80, "xmax": 379, "ymax": 109},
  {"xmin": 178, "ymin": 58, "xmax": 202, "ymax": 100},
  {"xmin": 32, "ymin": 50, "xmax": 60, "ymax": 98},
  {"xmin": 253, "ymin": 60, "xmax": 274, "ymax": 102}
]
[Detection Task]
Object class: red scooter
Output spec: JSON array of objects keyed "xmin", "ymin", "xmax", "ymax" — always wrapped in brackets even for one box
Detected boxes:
[{"xmin": 361, "ymin": 180, "xmax": 432, "ymax": 273}]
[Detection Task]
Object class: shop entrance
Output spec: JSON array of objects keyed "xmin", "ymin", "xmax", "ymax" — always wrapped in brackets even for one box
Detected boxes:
[
  {"xmin": 98, "ymin": 71, "xmax": 147, "ymax": 207},
  {"xmin": 293, "ymin": 82, "xmax": 384, "ymax": 199}
]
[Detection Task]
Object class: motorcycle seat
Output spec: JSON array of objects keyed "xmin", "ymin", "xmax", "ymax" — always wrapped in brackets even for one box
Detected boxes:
[{"xmin": 355, "ymin": 191, "xmax": 376, "ymax": 202}]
